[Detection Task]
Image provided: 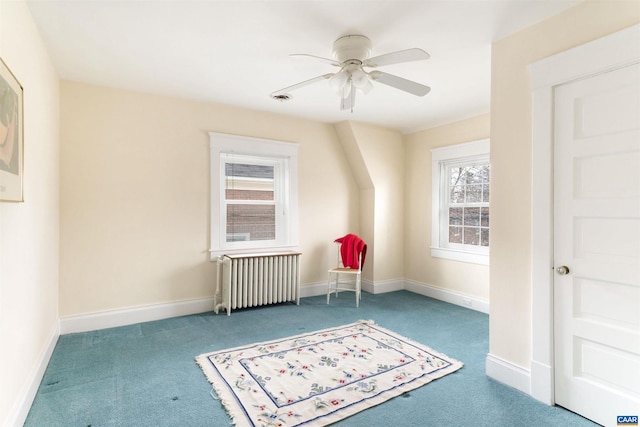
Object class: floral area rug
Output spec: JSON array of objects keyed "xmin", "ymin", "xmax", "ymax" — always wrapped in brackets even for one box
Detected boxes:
[{"xmin": 196, "ymin": 320, "xmax": 463, "ymax": 426}]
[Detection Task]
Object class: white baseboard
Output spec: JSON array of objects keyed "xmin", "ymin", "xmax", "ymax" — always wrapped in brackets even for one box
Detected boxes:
[
  {"xmin": 59, "ymin": 297, "xmax": 215, "ymax": 334},
  {"xmin": 365, "ymin": 278, "xmax": 404, "ymax": 294},
  {"xmin": 300, "ymin": 279, "xmax": 404, "ymax": 298},
  {"xmin": 404, "ymin": 279, "xmax": 489, "ymax": 314},
  {"xmin": 7, "ymin": 322, "xmax": 59, "ymax": 427},
  {"xmin": 486, "ymin": 353, "xmax": 531, "ymax": 395},
  {"xmin": 302, "ymin": 280, "xmax": 487, "ymax": 314},
  {"xmin": 56, "ymin": 282, "xmax": 404, "ymax": 334},
  {"xmin": 299, "ymin": 282, "xmax": 327, "ymax": 298},
  {"xmin": 57, "ymin": 281, "xmax": 487, "ymax": 334}
]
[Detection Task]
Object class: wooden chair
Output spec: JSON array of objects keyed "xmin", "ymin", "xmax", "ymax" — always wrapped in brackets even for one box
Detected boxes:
[{"xmin": 327, "ymin": 237, "xmax": 365, "ymax": 307}]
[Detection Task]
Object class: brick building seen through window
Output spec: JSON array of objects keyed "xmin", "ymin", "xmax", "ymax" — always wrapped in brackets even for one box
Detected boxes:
[{"xmin": 225, "ymin": 163, "xmax": 276, "ymax": 242}]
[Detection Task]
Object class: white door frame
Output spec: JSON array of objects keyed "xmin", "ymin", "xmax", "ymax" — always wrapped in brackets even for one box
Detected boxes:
[{"xmin": 529, "ymin": 24, "xmax": 640, "ymax": 405}]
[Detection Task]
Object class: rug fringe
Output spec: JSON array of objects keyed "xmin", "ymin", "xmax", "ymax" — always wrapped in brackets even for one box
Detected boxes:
[
  {"xmin": 195, "ymin": 356, "xmax": 242, "ymax": 426},
  {"xmin": 209, "ymin": 385, "xmax": 219, "ymax": 400}
]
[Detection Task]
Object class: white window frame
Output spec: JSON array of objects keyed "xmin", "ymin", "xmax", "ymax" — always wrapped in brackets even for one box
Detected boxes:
[
  {"xmin": 209, "ymin": 132, "xmax": 299, "ymax": 260},
  {"xmin": 431, "ymin": 139, "xmax": 490, "ymax": 265}
]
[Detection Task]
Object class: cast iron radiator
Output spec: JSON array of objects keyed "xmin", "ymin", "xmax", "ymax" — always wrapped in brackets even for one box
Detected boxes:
[{"xmin": 215, "ymin": 252, "xmax": 301, "ymax": 315}]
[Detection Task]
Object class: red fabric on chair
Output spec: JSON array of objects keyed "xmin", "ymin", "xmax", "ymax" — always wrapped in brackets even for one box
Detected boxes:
[{"xmin": 335, "ymin": 234, "xmax": 367, "ymax": 270}]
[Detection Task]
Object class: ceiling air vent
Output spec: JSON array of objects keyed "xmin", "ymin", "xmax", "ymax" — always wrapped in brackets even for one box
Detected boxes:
[{"xmin": 270, "ymin": 94, "xmax": 292, "ymax": 102}]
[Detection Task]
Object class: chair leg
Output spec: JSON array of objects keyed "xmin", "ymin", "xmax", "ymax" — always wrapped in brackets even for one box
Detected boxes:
[{"xmin": 328, "ymin": 272, "xmax": 363, "ymax": 307}]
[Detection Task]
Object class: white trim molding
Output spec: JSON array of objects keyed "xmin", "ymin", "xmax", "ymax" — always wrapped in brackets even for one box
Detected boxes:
[
  {"xmin": 302, "ymin": 279, "xmax": 488, "ymax": 314},
  {"xmin": 530, "ymin": 359, "xmax": 554, "ymax": 405},
  {"xmin": 486, "ymin": 353, "xmax": 531, "ymax": 396},
  {"xmin": 56, "ymin": 280, "xmax": 487, "ymax": 332},
  {"xmin": 299, "ymin": 282, "xmax": 330, "ymax": 298},
  {"xmin": 59, "ymin": 297, "xmax": 215, "ymax": 334},
  {"xmin": 528, "ymin": 24, "xmax": 640, "ymax": 405},
  {"xmin": 7, "ymin": 322, "xmax": 59, "ymax": 427},
  {"xmin": 365, "ymin": 278, "xmax": 405, "ymax": 294},
  {"xmin": 299, "ymin": 279, "xmax": 405, "ymax": 298},
  {"xmin": 405, "ymin": 279, "xmax": 489, "ymax": 314}
]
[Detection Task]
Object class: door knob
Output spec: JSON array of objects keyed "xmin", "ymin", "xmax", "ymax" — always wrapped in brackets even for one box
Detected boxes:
[{"xmin": 555, "ymin": 265, "xmax": 570, "ymax": 275}]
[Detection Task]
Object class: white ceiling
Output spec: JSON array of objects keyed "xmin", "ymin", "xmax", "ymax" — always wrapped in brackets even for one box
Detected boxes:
[{"xmin": 26, "ymin": 0, "xmax": 581, "ymax": 134}]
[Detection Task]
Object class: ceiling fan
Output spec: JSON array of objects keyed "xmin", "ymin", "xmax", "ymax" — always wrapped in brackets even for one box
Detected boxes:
[{"xmin": 271, "ymin": 35, "xmax": 431, "ymax": 112}]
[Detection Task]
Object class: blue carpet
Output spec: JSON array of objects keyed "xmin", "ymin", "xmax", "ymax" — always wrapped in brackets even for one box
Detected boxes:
[{"xmin": 24, "ymin": 291, "xmax": 597, "ymax": 426}]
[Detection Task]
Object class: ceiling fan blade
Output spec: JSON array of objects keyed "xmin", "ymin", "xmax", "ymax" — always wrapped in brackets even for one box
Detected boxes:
[
  {"xmin": 369, "ymin": 71, "xmax": 431, "ymax": 96},
  {"xmin": 271, "ymin": 73, "xmax": 334, "ymax": 96},
  {"xmin": 290, "ymin": 54, "xmax": 342, "ymax": 67},
  {"xmin": 363, "ymin": 48, "xmax": 430, "ymax": 68}
]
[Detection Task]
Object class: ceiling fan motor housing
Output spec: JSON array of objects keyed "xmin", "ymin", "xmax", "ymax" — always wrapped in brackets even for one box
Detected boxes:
[{"xmin": 333, "ymin": 35, "xmax": 372, "ymax": 63}]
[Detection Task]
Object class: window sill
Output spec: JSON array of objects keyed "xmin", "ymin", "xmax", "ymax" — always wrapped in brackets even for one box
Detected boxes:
[{"xmin": 430, "ymin": 247, "xmax": 489, "ymax": 265}]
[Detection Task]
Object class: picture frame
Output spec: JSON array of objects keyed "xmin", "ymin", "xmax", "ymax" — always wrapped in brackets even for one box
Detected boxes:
[{"xmin": 0, "ymin": 57, "xmax": 24, "ymax": 202}]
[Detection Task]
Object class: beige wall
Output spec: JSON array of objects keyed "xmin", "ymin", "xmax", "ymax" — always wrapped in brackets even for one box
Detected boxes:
[
  {"xmin": 0, "ymin": 1, "xmax": 60, "ymax": 424},
  {"xmin": 59, "ymin": 81, "xmax": 359, "ymax": 316},
  {"xmin": 335, "ymin": 121, "xmax": 405, "ymax": 285},
  {"xmin": 404, "ymin": 114, "xmax": 490, "ymax": 300},
  {"xmin": 333, "ymin": 122, "xmax": 374, "ymax": 281},
  {"xmin": 490, "ymin": 0, "xmax": 640, "ymax": 368},
  {"xmin": 350, "ymin": 122, "xmax": 405, "ymax": 284}
]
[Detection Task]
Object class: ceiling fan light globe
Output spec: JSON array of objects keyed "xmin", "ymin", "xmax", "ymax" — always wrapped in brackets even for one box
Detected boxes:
[
  {"xmin": 360, "ymin": 80, "xmax": 374, "ymax": 95},
  {"xmin": 351, "ymin": 68, "xmax": 373, "ymax": 94},
  {"xmin": 329, "ymin": 70, "xmax": 349, "ymax": 94}
]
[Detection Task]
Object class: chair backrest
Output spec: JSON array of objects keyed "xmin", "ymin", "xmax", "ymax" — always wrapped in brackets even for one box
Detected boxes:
[
  {"xmin": 334, "ymin": 241, "xmax": 343, "ymax": 267},
  {"xmin": 333, "ymin": 237, "xmax": 365, "ymax": 272}
]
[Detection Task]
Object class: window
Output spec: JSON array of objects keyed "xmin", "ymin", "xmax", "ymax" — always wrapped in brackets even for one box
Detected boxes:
[
  {"xmin": 210, "ymin": 132, "xmax": 299, "ymax": 259},
  {"xmin": 431, "ymin": 139, "xmax": 489, "ymax": 265}
]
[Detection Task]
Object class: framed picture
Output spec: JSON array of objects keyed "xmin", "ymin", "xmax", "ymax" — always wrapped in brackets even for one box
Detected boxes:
[{"xmin": 0, "ymin": 57, "xmax": 24, "ymax": 202}]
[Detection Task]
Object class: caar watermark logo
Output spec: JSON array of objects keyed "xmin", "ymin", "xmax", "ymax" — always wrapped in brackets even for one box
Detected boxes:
[{"xmin": 618, "ymin": 415, "xmax": 638, "ymax": 426}]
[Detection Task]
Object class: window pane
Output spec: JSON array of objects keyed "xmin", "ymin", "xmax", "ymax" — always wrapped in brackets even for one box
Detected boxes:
[
  {"xmin": 225, "ymin": 163, "xmax": 274, "ymax": 201},
  {"xmin": 450, "ymin": 186, "xmax": 465, "ymax": 203},
  {"xmin": 480, "ymin": 165, "xmax": 490, "ymax": 182},
  {"xmin": 449, "ymin": 226, "xmax": 463, "ymax": 244},
  {"xmin": 481, "ymin": 228, "xmax": 489, "ymax": 246},
  {"xmin": 463, "ymin": 227, "xmax": 480, "ymax": 245},
  {"xmin": 226, "ymin": 204, "xmax": 275, "ymax": 242},
  {"xmin": 481, "ymin": 207, "xmax": 490, "ymax": 227},
  {"xmin": 225, "ymin": 186, "xmax": 274, "ymax": 200},
  {"xmin": 482, "ymin": 184, "xmax": 490, "ymax": 202},
  {"xmin": 225, "ymin": 163, "xmax": 274, "ymax": 179},
  {"xmin": 464, "ymin": 207, "xmax": 480, "ymax": 226},
  {"xmin": 449, "ymin": 207, "xmax": 463, "ymax": 226},
  {"xmin": 466, "ymin": 184, "xmax": 483, "ymax": 203},
  {"xmin": 449, "ymin": 167, "xmax": 466, "ymax": 186},
  {"xmin": 466, "ymin": 166, "xmax": 484, "ymax": 183}
]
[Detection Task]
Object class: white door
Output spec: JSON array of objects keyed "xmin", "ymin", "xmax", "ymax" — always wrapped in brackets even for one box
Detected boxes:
[{"xmin": 553, "ymin": 62, "xmax": 640, "ymax": 427}]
